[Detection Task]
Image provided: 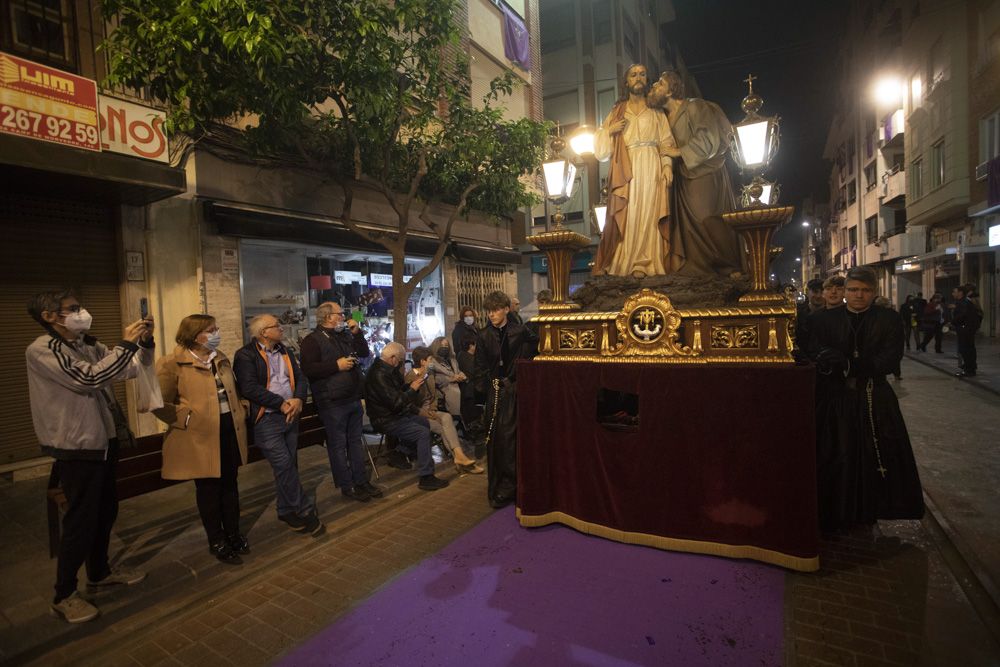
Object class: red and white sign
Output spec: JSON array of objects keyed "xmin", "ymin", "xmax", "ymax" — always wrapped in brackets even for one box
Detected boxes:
[
  {"xmin": 0, "ymin": 51, "xmax": 100, "ymax": 151},
  {"xmin": 99, "ymin": 96, "xmax": 168, "ymax": 163}
]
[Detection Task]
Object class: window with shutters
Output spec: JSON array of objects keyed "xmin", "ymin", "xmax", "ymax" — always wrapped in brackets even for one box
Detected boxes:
[
  {"xmin": 456, "ymin": 264, "xmax": 507, "ymax": 321},
  {"xmin": 1, "ymin": 0, "xmax": 78, "ymax": 70}
]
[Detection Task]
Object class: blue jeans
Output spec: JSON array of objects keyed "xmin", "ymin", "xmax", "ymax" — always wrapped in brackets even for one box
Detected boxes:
[
  {"xmin": 254, "ymin": 412, "xmax": 313, "ymax": 518},
  {"xmin": 384, "ymin": 414, "xmax": 433, "ymax": 476},
  {"xmin": 318, "ymin": 400, "xmax": 369, "ymax": 489}
]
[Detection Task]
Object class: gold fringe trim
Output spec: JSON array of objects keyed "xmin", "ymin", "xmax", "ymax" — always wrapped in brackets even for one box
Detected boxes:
[{"xmin": 515, "ymin": 507, "xmax": 819, "ymax": 573}]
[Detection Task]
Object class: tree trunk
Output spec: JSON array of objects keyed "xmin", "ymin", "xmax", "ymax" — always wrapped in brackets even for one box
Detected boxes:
[{"xmin": 391, "ymin": 251, "xmax": 414, "ymax": 346}]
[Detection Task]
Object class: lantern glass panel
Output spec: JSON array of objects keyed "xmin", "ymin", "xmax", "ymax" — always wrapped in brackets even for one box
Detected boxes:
[
  {"xmin": 543, "ymin": 159, "xmax": 568, "ymax": 198},
  {"xmin": 736, "ymin": 119, "xmax": 770, "ymax": 167},
  {"xmin": 593, "ymin": 204, "xmax": 607, "ymax": 232}
]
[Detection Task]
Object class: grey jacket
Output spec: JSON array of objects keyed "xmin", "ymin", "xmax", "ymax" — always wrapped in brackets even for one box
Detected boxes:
[{"xmin": 26, "ymin": 333, "xmax": 154, "ymax": 460}]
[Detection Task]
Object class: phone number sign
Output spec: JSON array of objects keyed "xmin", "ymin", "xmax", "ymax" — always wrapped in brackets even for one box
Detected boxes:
[{"xmin": 0, "ymin": 51, "xmax": 100, "ymax": 151}]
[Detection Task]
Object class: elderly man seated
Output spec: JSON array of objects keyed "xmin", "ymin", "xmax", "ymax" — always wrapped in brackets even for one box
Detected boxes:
[
  {"xmin": 363, "ymin": 342, "xmax": 450, "ymax": 491},
  {"xmin": 406, "ymin": 346, "xmax": 483, "ymax": 474}
]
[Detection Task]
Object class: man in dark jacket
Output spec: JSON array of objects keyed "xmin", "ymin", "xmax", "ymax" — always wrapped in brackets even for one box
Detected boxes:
[
  {"xmin": 806, "ymin": 267, "xmax": 923, "ymax": 530},
  {"xmin": 475, "ymin": 290, "xmax": 538, "ymax": 509},
  {"xmin": 300, "ymin": 302, "xmax": 381, "ymax": 502},
  {"xmin": 364, "ymin": 342, "xmax": 449, "ymax": 491},
  {"xmin": 950, "ymin": 284, "xmax": 983, "ymax": 377},
  {"xmin": 794, "ymin": 278, "xmax": 826, "ymax": 358},
  {"xmin": 234, "ymin": 314, "xmax": 322, "ymax": 535}
]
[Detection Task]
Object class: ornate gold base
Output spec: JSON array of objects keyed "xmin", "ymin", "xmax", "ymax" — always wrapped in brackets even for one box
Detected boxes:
[{"xmin": 529, "ymin": 288, "xmax": 796, "ymax": 364}]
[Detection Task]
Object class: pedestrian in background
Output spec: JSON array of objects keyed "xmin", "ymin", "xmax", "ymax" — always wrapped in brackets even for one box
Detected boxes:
[
  {"xmin": 898, "ymin": 295, "xmax": 915, "ymax": 351},
  {"xmin": 950, "ymin": 284, "xmax": 983, "ymax": 377},
  {"xmin": 155, "ymin": 315, "xmax": 248, "ymax": 565},
  {"xmin": 428, "ymin": 336, "xmax": 466, "ymax": 419},
  {"xmin": 451, "ymin": 306, "xmax": 479, "ymax": 356},
  {"xmin": 917, "ymin": 293, "xmax": 945, "ymax": 353},
  {"xmin": 27, "ymin": 290, "xmax": 152, "ymax": 623}
]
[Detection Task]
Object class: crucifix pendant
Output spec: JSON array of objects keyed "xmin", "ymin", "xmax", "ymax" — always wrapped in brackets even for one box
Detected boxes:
[
  {"xmin": 877, "ymin": 464, "xmax": 887, "ymax": 478},
  {"xmin": 853, "ymin": 350, "xmax": 859, "ymax": 358}
]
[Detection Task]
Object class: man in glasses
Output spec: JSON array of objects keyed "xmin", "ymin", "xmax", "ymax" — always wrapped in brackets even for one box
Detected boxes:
[
  {"xmin": 26, "ymin": 289, "xmax": 154, "ymax": 623},
  {"xmin": 300, "ymin": 302, "xmax": 382, "ymax": 502},
  {"xmin": 235, "ymin": 314, "xmax": 321, "ymax": 535}
]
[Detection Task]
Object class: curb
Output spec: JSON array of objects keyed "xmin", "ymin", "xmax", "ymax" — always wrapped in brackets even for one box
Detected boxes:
[{"xmin": 903, "ymin": 351, "xmax": 999, "ymax": 397}]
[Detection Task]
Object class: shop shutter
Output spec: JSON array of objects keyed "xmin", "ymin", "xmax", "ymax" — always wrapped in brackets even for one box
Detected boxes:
[
  {"xmin": 0, "ymin": 192, "xmax": 123, "ymax": 465},
  {"xmin": 456, "ymin": 264, "xmax": 507, "ymax": 319}
]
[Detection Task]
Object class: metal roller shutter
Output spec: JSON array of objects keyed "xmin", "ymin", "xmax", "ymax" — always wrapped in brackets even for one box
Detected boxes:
[{"xmin": 0, "ymin": 192, "xmax": 124, "ymax": 464}]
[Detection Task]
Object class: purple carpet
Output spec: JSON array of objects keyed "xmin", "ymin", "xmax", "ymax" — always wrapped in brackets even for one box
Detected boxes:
[{"xmin": 279, "ymin": 508, "xmax": 785, "ymax": 666}]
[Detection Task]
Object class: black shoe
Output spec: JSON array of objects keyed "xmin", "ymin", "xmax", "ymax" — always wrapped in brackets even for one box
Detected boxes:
[
  {"xmin": 358, "ymin": 482, "xmax": 384, "ymax": 498},
  {"xmin": 386, "ymin": 450, "xmax": 413, "ymax": 470},
  {"xmin": 303, "ymin": 512, "xmax": 325, "ymax": 536},
  {"xmin": 226, "ymin": 533, "xmax": 250, "ymax": 555},
  {"xmin": 209, "ymin": 540, "xmax": 243, "ymax": 565},
  {"xmin": 342, "ymin": 486, "xmax": 371, "ymax": 503},
  {"xmin": 418, "ymin": 474, "xmax": 450, "ymax": 491},
  {"xmin": 956, "ymin": 370, "xmax": 977, "ymax": 377},
  {"xmin": 278, "ymin": 513, "xmax": 308, "ymax": 532}
]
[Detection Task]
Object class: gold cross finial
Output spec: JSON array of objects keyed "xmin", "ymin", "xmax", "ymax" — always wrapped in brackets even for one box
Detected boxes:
[{"xmin": 744, "ymin": 74, "xmax": 757, "ymax": 93}]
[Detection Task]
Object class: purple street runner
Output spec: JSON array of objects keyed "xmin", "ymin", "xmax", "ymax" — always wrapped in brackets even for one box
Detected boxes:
[{"xmin": 279, "ymin": 507, "xmax": 784, "ymax": 666}]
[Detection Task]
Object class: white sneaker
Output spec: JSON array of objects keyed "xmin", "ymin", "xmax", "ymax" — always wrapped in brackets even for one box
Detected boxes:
[
  {"xmin": 50, "ymin": 592, "xmax": 99, "ymax": 623},
  {"xmin": 88, "ymin": 566, "xmax": 146, "ymax": 588}
]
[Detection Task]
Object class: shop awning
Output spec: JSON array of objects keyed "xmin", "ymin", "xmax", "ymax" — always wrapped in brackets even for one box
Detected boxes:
[
  {"xmin": 207, "ymin": 201, "xmax": 523, "ymax": 264},
  {"xmin": 0, "ymin": 134, "xmax": 185, "ymax": 205}
]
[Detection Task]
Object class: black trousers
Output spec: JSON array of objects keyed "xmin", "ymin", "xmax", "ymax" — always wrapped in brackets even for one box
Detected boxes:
[
  {"xmin": 484, "ymin": 379, "xmax": 517, "ymax": 505},
  {"xmin": 918, "ymin": 325, "xmax": 942, "ymax": 352},
  {"xmin": 53, "ymin": 440, "xmax": 119, "ymax": 602},
  {"xmin": 957, "ymin": 329, "xmax": 977, "ymax": 372},
  {"xmin": 194, "ymin": 413, "xmax": 241, "ymax": 544}
]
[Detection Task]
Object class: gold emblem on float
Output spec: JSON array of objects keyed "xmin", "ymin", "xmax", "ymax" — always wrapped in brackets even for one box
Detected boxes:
[{"xmin": 629, "ymin": 307, "xmax": 665, "ymax": 343}]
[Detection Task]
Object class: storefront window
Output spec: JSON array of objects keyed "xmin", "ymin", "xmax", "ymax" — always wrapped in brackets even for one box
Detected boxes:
[{"xmin": 240, "ymin": 240, "xmax": 444, "ymax": 360}]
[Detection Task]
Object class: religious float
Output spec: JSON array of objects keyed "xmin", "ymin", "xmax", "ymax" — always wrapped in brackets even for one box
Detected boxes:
[{"xmin": 517, "ymin": 75, "xmax": 820, "ymax": 572}]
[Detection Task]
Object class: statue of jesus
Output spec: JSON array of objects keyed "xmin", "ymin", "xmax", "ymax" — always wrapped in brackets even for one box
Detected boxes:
[{"xmin": 591, "ymin": 64, "xmax": 675, "ymax": 278}]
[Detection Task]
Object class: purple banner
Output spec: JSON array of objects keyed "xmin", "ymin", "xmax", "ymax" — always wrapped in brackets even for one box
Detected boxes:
[{"xmin": 501, "ymin": 3, "xmax": 531, "ymax": 69}]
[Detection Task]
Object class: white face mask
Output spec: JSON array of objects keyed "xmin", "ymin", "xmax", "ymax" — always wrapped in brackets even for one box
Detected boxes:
[
  {"xmin": 204, "ymin": 330, "xmax": 222, "ymax": 350},
  {"xmin": 62, "ymin": 309, "xmax": 93, "ymax": 335},
  {"xmin": 463, "ymin": 316, "xmax": 475, "ymax": 326}
]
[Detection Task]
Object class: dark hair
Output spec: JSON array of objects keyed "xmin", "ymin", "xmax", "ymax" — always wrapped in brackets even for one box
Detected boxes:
[
  {"xmin": 27, "ymin": 289, "xmax": 75, "ymax": 327},
  {"xmin": 806, "ymin": 278, "xmax": 824, "ymax": 292},
  {"xmin": 175, "ymin": 314, "xmax": 216, "ymax": 348},
  {"xmin": 482, "ymin": 291, "xmax": 511, "ymax": 312},
  {"xmin": 459, "ymin": 305, "xmax": 476, "ymax": 318},
  {"xmin": 411, "ymin": 346, "xmax": 432, "ymax": 366},
  {"xmin": 617, "ymin": 63, "xmax": 648, "ymax": 103},
  {"xmin": 659, "ymin": 70, "xmax": 685, "ymax": 100},
  {"xmin": 846, "ymin": 267, "xmax": 877, "ymax": 288},
  {"xmin": 536, "ymin": 289, "xmax": 553, "ymax": 304},
  {"xmin": 822, "ymin": 276, "xmax": 845, "ymax": 289}
]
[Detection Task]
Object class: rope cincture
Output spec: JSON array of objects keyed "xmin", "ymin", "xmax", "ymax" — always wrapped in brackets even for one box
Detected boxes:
[
  {"xmin": 482, "ymin": 378, "xmax": 501, "ymax": 449},
  {"xmin": 865, "ymin": 378, "xmax": 887, "ymax": 479}
]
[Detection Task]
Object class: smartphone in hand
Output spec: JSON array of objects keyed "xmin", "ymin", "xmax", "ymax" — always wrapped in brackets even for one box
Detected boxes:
[{"xmin": 139, "ymin": 297, "xmax": 149, "ymax": 320}]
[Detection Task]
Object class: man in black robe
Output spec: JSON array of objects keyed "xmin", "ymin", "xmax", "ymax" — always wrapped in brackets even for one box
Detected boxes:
[
  {"xmin": 475, "ymin": 291, "xmax": 537, "ymax": 509},
  {"xmin": 807, "ymin": 267, "xmax": 924, "ymax": 530}
]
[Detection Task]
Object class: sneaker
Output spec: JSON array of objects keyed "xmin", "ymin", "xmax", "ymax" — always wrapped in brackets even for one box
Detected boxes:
[
  {"xmin": 279, "ymin": 513, "xmax": 308, "ymax": 532},
  {"xmin": 50, "ymin": 592, "xmax": 99, "ymax": 623},
  {"xmin": 303, "ymin": 512, "xmax": 325, "ymax": 536},
  {"xmin": 418, "ymin": 474, "xmax": 450, "ymax": 491},
  {"xmin": 341, "ymin": 486, "xmax": 371, "ymax": 503},
  {"xmin": 88, "ymin": 566, "xmax": 146, "ymax": 588},
  {"xmin": 358, "ymin": 482, "xmax": 384, "ymax": 498}
]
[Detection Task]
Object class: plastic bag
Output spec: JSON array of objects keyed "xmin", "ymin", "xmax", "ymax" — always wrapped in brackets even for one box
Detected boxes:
[{"xmin": 133, "ymin": 356, "xmax": 164, "ymax": 412}]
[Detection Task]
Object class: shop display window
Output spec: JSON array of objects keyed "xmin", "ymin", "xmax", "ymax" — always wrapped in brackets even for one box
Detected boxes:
[{"xmin": 240, "ymin": 240, "xmax": 445, "ymax": 358}]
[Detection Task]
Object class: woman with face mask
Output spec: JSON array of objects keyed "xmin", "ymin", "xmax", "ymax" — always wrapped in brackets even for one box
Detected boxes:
[
  {"xmin": 153, "ymin": 315, "xmax": 249, "ymax": 564},
  {"xmin": 451, "ymin": 306, "xmax": 479, "ymax": 359}
]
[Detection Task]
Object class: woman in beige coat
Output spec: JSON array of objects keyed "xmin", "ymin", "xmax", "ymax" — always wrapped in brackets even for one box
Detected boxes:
[{"xmin": 154, "ymin": 314, "xmax": 248, "ymax": 564}]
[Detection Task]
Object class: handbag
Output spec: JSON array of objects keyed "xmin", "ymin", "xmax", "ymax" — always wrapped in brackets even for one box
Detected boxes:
[{"xmin": 133, "ymin": 355, "xmax": 164, "ymax": 412}]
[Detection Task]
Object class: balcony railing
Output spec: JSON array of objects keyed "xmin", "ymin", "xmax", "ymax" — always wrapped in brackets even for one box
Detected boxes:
[{"xmin": 880, "ymin": 166, "xmax": 905, "ymax": 206}]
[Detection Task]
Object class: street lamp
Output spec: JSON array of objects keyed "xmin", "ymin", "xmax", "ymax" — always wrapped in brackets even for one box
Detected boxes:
[
  {"xmin": 731, "ymin": 75, "xmax": 780, "ymax": 174},
  {"xmin": 568, "ymin": 125, "xmax": 596, "ymax": 158},
  {"xmin": 873, "ymin": 77, "xmax": 904, "ymax": 107}
]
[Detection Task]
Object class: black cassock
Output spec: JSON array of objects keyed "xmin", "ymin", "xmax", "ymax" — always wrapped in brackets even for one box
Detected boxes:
[
  {"xmin": 807, "ymin": 305, "xmax": 924, "ymax": 529},
  {"xmin": 475, "ymin": 320, "xmax": 536, "ymax": 507}
]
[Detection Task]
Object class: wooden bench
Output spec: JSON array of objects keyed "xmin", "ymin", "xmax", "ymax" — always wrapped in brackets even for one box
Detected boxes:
[{"xmin": 46, "ymin": 402, "xmax": 328, "ymax": 557}]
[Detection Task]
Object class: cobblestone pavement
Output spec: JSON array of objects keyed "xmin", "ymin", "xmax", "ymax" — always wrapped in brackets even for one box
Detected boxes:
[{"xmin": 2, "ymin": 355, "xmax": 999, "ymax": 666}]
